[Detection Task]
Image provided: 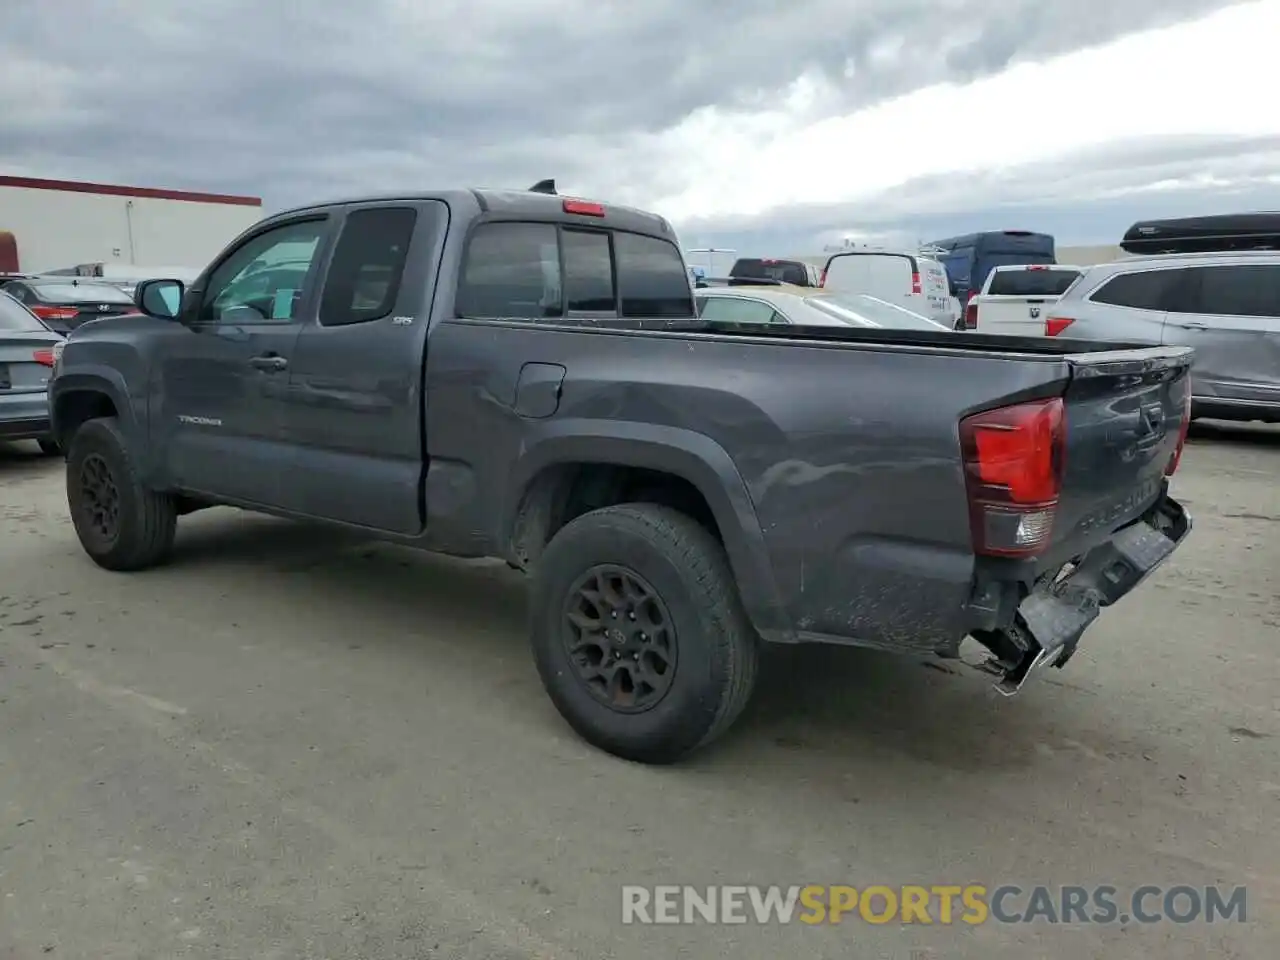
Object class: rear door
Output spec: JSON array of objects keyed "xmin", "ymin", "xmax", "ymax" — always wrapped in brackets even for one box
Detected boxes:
[
  {"xmin": 280, "ymin": 202, "xmax": 445, "ymax": 532},
  {"xmin": 1164, "ymin": 263, "xmax": 1280, "ymax": 407},
  {"xmin": 823, "ymin": 253, "xmax": 912, "ymax": 299}
]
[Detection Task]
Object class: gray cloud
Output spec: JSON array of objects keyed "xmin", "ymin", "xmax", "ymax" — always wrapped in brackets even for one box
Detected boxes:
[
  {"xmin": 0, "ymin": 0, "xmax": 1243, "ymax": 212},
  {"xmin": 677, "ymin": 135, "xmax": 1280, "ymax": 254}
]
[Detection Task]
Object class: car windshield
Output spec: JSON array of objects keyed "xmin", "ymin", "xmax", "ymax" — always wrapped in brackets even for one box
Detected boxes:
[
  {"xmin": 805, "ymin": 293, "xmax": 950, "ymax": 330},
  {"xmin": 0, "ymin": 292, "xmax": 48, "ymax": 331},
  {"xmin": 30, "ymin": 281, "xmax": 135, "ymax": 304}
]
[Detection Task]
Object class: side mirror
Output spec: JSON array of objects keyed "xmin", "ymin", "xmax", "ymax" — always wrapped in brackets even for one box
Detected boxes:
[{"xmin": 135, "ymin": 278, "xmax": 185, "ymax": 320}]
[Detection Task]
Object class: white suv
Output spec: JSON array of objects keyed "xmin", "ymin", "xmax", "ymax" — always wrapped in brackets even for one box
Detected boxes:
[{"xmin": 1043, "ymin": 249, "xmax": 1280, "ymax": 423}]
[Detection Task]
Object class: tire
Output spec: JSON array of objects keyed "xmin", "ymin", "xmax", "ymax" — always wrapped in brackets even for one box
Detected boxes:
[
  {"xmin": 37, "ymin": 438, "xmax": 61, "ymax": 457},
  {"xmin": 66, "ymin": 417, "xmax": 177, "ymax": 571},
  {"xmin": 530, "ymin": 503, "xmax": 759, "ymax": 763}
]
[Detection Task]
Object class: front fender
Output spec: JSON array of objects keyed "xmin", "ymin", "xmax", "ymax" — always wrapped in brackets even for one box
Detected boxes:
[
  {"xmin": 49, "ymin": 367, "xmax": 140, "ymax": 448},
  {"xmin": 505, "ymin": 418, "xmax": 794, "ymax": 642}
]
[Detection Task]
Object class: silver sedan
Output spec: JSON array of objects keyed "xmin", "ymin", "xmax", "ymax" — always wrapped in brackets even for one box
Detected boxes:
[{"xmin": 694, "ymin": 286, "xmax": 953, "ymax": 331}]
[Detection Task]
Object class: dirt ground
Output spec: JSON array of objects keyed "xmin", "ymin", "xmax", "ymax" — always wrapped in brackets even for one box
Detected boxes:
[{"xmin": 1, "ymin": 421, "xmax": 1277, "ymax": 959}]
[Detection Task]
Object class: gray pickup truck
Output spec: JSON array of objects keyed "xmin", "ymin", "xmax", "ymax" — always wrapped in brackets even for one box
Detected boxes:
[{"xmin": 49, "ymin": 184, "xmax": 1194, "ymax": 763}]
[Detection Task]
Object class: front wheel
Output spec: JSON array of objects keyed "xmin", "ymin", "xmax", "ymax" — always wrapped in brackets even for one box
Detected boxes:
[
  {"xmin": 529, "ymin": 503, "xmax": 759, "ymax": 763},
  {"xmin": 66, "ymin": 418, "xmax": 177, "ymax": 571}
]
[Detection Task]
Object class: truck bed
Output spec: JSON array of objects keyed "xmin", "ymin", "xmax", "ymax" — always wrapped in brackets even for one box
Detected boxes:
[{"xmin": 698, "ymin": 319, "xmax": 1157, "ymax": 358}]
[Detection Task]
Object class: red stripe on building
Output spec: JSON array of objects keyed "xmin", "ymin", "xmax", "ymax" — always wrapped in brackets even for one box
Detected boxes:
[{"xmin": 0, "ymin": 175, "xmax": 262, "ymax": 207}]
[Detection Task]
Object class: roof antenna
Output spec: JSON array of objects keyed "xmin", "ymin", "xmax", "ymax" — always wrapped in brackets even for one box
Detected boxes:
[{"xmin": 529, "ymin": 179, "xmax": 557, "ymax": 195}]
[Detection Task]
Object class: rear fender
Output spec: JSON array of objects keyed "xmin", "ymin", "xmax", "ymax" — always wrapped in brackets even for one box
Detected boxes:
[{"xmin": 505, "ymin": 419, "xmax": 792, "ymax": 641}]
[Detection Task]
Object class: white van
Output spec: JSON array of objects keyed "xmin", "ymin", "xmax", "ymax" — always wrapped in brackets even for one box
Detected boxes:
[{"xmin": 820, "ymin": 251, "xmax": 957, "ymax": 327}]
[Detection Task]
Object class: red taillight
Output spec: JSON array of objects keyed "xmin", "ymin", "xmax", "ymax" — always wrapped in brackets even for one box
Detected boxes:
[
  {"xmin": 30, "ymin": 305, "xmax": 78, "ymax": 321},
  {"xmin": 911, "ymin": 271, "xmax": 922, "ymax": 294},
  {"xmin": 562, "ymin": 199, "xmax": 605, "ymax": 217},
  {"xmin": 32, "ymin": 348, "xmax": 56, "ymax": 367},
  {"xmin": 1166, "ymin": 388, "xmax": 1192, "ymax": 476},
  {"xmin": 960, "ymin": 397, "xmax": 1066, "ymax": 557},
  {"xmin": 1044, "ymin": 315, "xmax": 1074, "ymax": 337},
  {"xmin": 964, "ymin": 293, "xmax": 979, "ymax": 329}
]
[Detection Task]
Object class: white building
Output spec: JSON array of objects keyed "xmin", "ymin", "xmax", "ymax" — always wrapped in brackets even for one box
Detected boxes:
[{"xmin": 0, "ymin": 175, "xmax": 264, "ymax": 274}]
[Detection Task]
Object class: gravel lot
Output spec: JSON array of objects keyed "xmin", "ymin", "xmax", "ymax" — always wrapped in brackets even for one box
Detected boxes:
[{"xmin": 2, "ymin": 423, "xmax": 1277, "ymax": 960}]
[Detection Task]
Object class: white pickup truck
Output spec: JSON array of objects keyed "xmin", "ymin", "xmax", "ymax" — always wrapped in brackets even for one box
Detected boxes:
[{"xmin": 963, "ymin": 264, "xmax": 1083, "ymax": 335}]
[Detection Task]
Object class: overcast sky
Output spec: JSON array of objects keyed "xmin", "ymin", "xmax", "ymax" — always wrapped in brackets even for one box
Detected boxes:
[{"xmin": 3, "ymin": 0, "xmax": 1278, "ymax": 255}]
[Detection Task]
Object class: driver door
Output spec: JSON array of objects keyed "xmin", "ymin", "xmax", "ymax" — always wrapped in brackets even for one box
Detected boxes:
[{"xmin": 153, "ymin": 216, "xmax": 333, "ymax": 507}]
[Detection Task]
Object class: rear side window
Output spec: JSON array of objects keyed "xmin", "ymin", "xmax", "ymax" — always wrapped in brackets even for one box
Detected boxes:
[
  {"xmin": 457, "ymin": 224, "xmax": 691, "ymax": 320},
  {"xmin": 457, "ymin": 223, "xmax": 562, "ymax": 319},
  {"xmin": 319, "ymin": 207, "xmax": 417, "ymax": 326},
  {"xmin": 1089, "ymin": 269, "xmax": 1182, "ymax": 310},
  {"xmin": 697, "ymin": 296, "xmax": 784, "ymax": 324},
  {"xmin": 1189, "ymin": 264, "xmax": 1280, "ymax": 318},
  {"xmin": 562, "ymin": 229, "xmax": 615, "ymax": 312},
  {"xmin": 986, "ymin": 269, "xmax": 1081, "ymax": 297},
  {"xmin": 614, "ymin": 232, "xmax": 694, "ymax": 318}
]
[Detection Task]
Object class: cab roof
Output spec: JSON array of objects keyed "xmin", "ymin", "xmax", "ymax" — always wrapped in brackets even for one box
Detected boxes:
[{"xmin": 266, "ymin": 183, "xmax": 680, "ymax": 242}]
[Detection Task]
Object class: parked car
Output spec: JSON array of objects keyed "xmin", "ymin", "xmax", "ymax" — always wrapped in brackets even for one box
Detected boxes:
[
  {"xmin": 728, "ymin": 257, "xmax": 821, "ymax": 287},
  {"xmin": 50, "ymin": 184, "xmax": 1193, "ymax": 763},
  {"xmin": 695, "ymin": 286, "xmax": 952, "ymax": 331},
  {"xmin": 964, "ymin": 264, "xmax": 1084, "ymax": 333},
  {"xmin": 0, "ymin": 291, "xmax": 64, "ymax": 454},
  {"xmin": 819, "ymin": 250, "xmax": 957, "ymax": 328},
  {"xmin": 0, "ymin": 277, "xmax": 139, "ymax": 334},
  {"xmin": 1042, "ymin": 217, "xmax": 1280, "ymax": 423}
]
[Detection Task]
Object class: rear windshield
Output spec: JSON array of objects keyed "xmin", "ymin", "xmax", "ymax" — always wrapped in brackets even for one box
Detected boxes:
[
  {"xmin": 0, "ymin": 292, "xmax": 47, "ymax": 331},
  {"xmin": 729, "ymin": 258, "xmax": 812, "ymax": 286},
  {"xmin": 986, "ymin": 268, "xmax": 1081, "ymax": 297},
  {"xmin": 29, "ymin": 281, "xmax": 135, "ymax": 304}
]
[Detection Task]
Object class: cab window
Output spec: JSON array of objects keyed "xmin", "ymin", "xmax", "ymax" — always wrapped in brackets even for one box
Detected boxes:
[{"xmin": 201, "ymin": 220, "xmax": 327, "ymax": 323}]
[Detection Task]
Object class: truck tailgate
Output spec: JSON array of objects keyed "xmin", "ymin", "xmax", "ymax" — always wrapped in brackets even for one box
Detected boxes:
[
  {"xmin": 1051, "ymin": 344, "xmax": 1194, "ymax": 561},
  {"xmin": 974, "ymin": 295, "xmax": 1053, "ymax": 336}
]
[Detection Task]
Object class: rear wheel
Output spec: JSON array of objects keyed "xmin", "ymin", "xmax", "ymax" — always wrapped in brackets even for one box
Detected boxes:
[
  {"xmin": 530, "ymin": 503, "xmax": 759, "ymax": 763},
  {"xmin": 66, "ymin": 418, "xmax": 177, "ymax": 571}
]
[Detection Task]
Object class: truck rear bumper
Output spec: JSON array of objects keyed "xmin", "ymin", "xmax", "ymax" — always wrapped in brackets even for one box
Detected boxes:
[{"xmin": 974, "ymin": 494, "xmax": 1191, "ymax": 695}]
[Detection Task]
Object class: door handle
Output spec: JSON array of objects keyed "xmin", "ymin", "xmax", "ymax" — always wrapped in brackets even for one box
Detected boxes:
[
  {"xmin": 249, "ymin": 354, "xmax": 288, "ymax": 371},
  {"xmin": 1181, "ymin": 321, "xmax": 1208, "ymax": 330}
]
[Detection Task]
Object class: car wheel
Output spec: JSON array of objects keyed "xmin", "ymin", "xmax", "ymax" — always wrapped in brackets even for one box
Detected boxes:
[
  {"xmin": 37, "ymin": 438, "xmax": 61, "ymax": 457},
  {"xmin": 66, "ymin": 417, "xmax": 177, "ymax": 571},
  {"xmin": 530, "ymin": 503, "xmax": 759, "ymax": 763}
]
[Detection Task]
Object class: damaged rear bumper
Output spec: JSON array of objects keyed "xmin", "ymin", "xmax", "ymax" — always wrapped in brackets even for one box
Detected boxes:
[{"xmin": 975, "ymin": 495, "xmax": 1191, "ymax": 696}]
